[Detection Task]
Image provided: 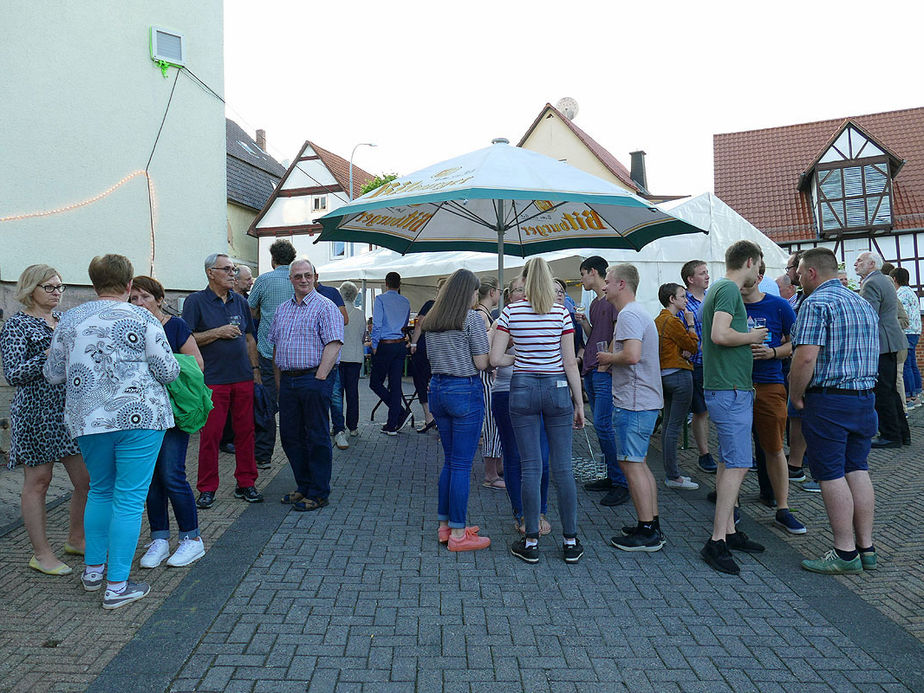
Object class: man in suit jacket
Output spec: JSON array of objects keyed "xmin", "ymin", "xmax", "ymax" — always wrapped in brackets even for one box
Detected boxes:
[{"xmin": 856, "ymin": 251, "xmax": 911, "ymax": 447}]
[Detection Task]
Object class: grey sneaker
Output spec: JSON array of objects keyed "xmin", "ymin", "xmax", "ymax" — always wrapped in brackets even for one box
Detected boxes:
[
  {"xmin": 81, "ymin": 569, "xmax": 105, "ymax": 592},
  {"xmin": 802, "ymin": 480, "xmax": 821, "ymax": 493},
  {"xmin": 102, "ymin": 581, "xmax": 151, "ymax": 609}
]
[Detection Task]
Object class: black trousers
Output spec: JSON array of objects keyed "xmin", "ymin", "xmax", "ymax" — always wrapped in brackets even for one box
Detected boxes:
[{"xmin": 874, "ymin": 352, "xmax": 911, "ymax": 443}]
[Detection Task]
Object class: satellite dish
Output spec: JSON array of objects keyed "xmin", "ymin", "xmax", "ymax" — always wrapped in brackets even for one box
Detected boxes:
[{"xmin": 556, "ymin": 97, "xmax": 579, "ymax": 120}]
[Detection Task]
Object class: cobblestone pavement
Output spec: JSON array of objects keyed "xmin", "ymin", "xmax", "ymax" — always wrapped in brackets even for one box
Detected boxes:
[{"xmin": 0, "ymin": 382, "xmax": 922, "ymax": 692}]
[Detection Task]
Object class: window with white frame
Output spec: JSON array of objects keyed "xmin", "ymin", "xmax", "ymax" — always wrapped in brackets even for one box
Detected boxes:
[{"xmin": 313, "ymin": 195, "xmax": 327, "ymax": 211}]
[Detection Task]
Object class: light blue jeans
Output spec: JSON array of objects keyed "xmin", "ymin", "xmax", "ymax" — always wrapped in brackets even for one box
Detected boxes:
[
  {"xmin": 509, "ymin": 373, "xmax": 578, "ymax": 540},
  {"xmin": 78, "ymin": 429, "xmax": 165, "ymax": 582}
]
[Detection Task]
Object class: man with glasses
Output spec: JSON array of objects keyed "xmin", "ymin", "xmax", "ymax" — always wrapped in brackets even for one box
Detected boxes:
[{"xmin": 182, "ymin": 253, "xmax": 263, "ymax": 509}]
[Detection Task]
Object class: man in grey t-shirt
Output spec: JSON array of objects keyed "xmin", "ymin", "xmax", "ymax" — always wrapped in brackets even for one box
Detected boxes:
[{"xmin": 597, "ymin": 264, "xmax": 665, "ymax": 553}]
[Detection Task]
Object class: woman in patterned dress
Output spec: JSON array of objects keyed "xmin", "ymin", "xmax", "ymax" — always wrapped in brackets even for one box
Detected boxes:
[
  {"xmin": 44, "ymin": 254, "xmax": 179, "ymax": 609},
  {"xmin": 1, "ymin": 265, "xmax": 89, "ymax": 576}
]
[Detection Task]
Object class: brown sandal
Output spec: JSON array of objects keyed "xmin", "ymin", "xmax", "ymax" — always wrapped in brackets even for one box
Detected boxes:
[{"xmin": 281, "ymin": 492, "xmax": 305, "ymax": 504}]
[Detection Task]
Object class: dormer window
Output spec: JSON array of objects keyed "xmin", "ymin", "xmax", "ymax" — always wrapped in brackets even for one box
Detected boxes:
[{"xmin": 807, "ymin": 123, "xmax": 898, "ymax": 237}]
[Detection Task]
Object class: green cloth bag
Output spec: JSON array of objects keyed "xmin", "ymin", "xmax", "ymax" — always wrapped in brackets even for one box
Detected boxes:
[{"xmin": 166, "ymin": 353, "xmax": 214, "ymax": 433}]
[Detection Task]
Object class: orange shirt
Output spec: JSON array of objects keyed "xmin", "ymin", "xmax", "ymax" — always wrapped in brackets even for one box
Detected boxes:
[{"xmin": 654, "ymin": 309, "xmax": 698, "ymax": 371}]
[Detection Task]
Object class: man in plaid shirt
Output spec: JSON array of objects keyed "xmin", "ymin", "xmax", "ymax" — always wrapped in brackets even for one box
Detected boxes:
[
  {"xmin": 269, "ymin": 259, "xmax": 343, "ymax": 513},
  {"xmin": 790, "ymin": 248, "xmax": 879, "ymax": 575}
]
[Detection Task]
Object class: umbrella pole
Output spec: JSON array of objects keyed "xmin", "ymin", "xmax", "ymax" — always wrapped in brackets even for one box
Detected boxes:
[{"xmin": 496, "ymin": 200, "xmax": 504, "ymax": 311}]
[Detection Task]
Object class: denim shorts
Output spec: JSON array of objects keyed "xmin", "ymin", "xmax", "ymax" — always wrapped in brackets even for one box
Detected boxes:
[
  {"xmin": 801, "ymin": 391, "xmax": 877, "ymax": 481},
  {"xmin": 612, "ymin": 408, "xmax": 659, "ymax": 462},
  {"xmin": 705, "ymin": 389, "xmax": 754, "ymax": 469}
]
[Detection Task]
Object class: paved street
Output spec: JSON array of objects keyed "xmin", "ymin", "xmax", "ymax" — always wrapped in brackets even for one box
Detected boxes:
[{"xmin": 0, "ymin": 381, "xmax": 922, "ymax": 692}]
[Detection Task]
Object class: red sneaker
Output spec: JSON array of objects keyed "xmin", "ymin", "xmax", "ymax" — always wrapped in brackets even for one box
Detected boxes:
[
  {"xmin": 448, "ymin": 527, "xmax": 490, "ymax": 552},
  {"xmin": 439, "ymin": 525, "xmax": 479, "ymax": 544}
]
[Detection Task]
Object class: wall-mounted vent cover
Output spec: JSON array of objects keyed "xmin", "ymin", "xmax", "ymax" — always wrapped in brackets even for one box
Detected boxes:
[{"xmin": 151, "ymin": 27, "xmax": 185, "ymax": 66}]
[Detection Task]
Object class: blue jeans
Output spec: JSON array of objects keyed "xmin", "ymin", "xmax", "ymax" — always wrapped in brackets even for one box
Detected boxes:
[
  {"xmin": 904, "ymin": 334, "xmax": 922, "ymax": 397},
  {"xmin": 146, "ymin": 427, "xmax": 199, "ymax": 541},
  {"xmin": 339, "ymin": 362, "xmax": 362, "ymax": 432},
  {"xmin": 329, "ymin": 366, "xmax": 345, "ymax": 434},
  {"xmin": 78, "ymin": 429, "xmax": 165, "ymax": 582},
  {"xmin": 369, "ymin": 341, "xmax": 407, "ymax": 429},
  {"xmin": 492, "ymin": 391, "xmax": 549, "ymax": 520},
  {"xmin": 510, "ymin": 373, "xmax": 578, "ymax": 540},
  {"xmin": 583, "ymin": 371, "xmax": 628, "ymax": 488},
  {"xmin": 254, "ymin": 354, "xmax": 277, "ymax": 463},
  {"xmin": 278, "ymin": 373, "xmax": 334, "ymax": 499},
  {"xmin": 430, "ymin": 374, "xmax": 484, "ymax": 528},
  {"xmin": 660, "ymin": 370, "xmax": 693, "ymax": 480}
]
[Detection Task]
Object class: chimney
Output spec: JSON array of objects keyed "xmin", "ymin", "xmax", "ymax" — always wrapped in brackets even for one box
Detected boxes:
[
  {"xmin": 629, "ymin": 150, "xmax": 648, "ymax": 192},
  {"xmin": 255, "ymin": 129, "xmax": 266, "ymax": 151}
]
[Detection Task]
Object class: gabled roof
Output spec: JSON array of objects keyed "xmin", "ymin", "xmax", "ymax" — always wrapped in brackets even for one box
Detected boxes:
[
  {"xmin": 714, "ymin": 107, "xmax": 924, "ymax": 242},
  {"xmin": 518, "ymin": 103, "xmax": 641, "ymax": 192},
  {"xmin": 226, "ymin": 119, "xmax": 287, "ymax": 212},
  {"xmin": 247, "ymin": 140, "xmax": 375, "ymax": 238}
]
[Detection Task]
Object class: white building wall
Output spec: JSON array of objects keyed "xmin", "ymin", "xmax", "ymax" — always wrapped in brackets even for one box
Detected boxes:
[{"xmin": 0, "ymin": 2, "xmax": 225, "ymax": 294}]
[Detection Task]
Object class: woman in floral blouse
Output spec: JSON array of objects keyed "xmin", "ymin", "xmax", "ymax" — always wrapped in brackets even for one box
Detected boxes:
[
  {"xmin": 44, "ymin": 254, "xmax": 179, "ymax": 609},
  {"xmin": 1, "ymin": 265, "xmax": 89, "ymax": 576}
]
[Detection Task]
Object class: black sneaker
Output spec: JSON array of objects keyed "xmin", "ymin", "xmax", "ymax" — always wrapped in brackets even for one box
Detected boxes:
[
  {"xmin": 707, "ymin": 490, "xmax": 717, "ymax": 503},
  {"xmin": 726, "ymin": 530, "xmax": 764, "ymax": 553},
  {"xmin": 701, "ymin": 539, "xmax": 740, "ymax": 575},
  {"xmin": 758, "ymin": 496, "xmax": 777, "ymax": 509},
  {"xmin": 610, "ymin": 529, "xmax": 663, "ymax": 552},
  {"xmin": 196, "ymin": 491, "xmax": 215, "ymax": 509},
  {"xmin": 599, "ymin": 486, "xmax": 630, "ymax": 506},
  {"xmin": 698, "ymin": 453, "xmax": 717, "ymax": 473},
  {"xmin": 562, "ymin": 539, "xmax": 584, "ymax": 563},
  {"xmin": 234, "ymin": 486, "xmax": 264, "ymax": 503},
  {"xmin": 256, "ymin": 459, "xmax": 272, "ymax": 470},
  {"xmin": 510, "ymin": 538, "xmax": 539, "ymax": 564},
  {"xmin": 219, "ymin": 443, "xmax": 236, "ymax": 454},
  {"xmin": 584, "ymin": 477, "xmax": 613, "ymax": 492},
  {"xmin": 397, "ymin": 408, "xmax": 413, "ymax": 432},
  {"xmin": 620, "ymin": 526, "xmax": 667, "ymax": 544},
  {"xmin": 788, "ymin": 466, "xmax": 806, "ymax": 482}
]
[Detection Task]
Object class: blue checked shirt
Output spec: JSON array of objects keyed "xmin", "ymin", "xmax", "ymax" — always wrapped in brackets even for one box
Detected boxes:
[
  {"xmin": 685, "ymin": 290, "xmax": 706, "ymax": 365},
  {"xmin": 791, "ymin": 278, "xmax": 879, "ymax": 390},
  {"xmin": 248, "ymin": 266, "xmax": 294, "ymax": 358}
]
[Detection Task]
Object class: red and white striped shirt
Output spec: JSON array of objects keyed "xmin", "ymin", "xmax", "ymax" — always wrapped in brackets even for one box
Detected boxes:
[{"xmin": 496, "ymin": 300, "xmax": 573, "ymax": 374}]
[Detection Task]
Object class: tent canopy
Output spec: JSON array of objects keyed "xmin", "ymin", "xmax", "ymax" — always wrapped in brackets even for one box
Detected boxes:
[{"xmin": 315, "ymin": 193, "xmax": 789, "ymax": 316}]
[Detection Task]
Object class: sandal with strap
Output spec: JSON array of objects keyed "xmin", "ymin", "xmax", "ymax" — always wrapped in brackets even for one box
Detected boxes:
[
  {"xmin": 281, "ymin": 492, "xmax": 305, "ymax": 505},
  {"xmin": 482, "ymin": 477, "xmax": 506, "ymax": 490}
]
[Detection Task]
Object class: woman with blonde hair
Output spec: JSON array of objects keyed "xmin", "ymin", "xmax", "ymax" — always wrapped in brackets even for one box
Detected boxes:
[
  {"xmin": 1, "ymin": 264, "xmax": 88, "ymax": 575},
  {"xmin": 474, "ymin": 275, "xmax": 504, "ymax": 488},
  {"xmin": 491, "ymin": 257, "xmax": 585, "ymax": 564},
  {"xmin": 424, "ymin": 269, "xmax": 491, "ymax": 552}
]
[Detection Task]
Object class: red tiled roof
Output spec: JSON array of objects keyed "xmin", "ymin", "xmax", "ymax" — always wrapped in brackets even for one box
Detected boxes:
[
  {"xmin": 714, "ymin": 107, "xmax": 924, "ymax": 243},
  {"xmin": 518, "ymin": 103, "xmax": 641, "ymax": 193},
  {"xmin": 308, "ymin": 141, "xmax": 374, "ymax": 200}
]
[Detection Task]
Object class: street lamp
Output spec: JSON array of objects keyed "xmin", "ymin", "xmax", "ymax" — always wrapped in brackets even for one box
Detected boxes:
[{"xmin": 349, "ymin": 142, "xmax": 376, "ymax": 201}]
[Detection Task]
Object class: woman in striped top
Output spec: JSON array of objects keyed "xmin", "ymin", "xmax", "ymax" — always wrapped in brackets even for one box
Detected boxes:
[
  {"xmin": 491, "ymin": 258, "xmax": 585, "ymax": 564},
  {"xmin": 424, "ymin": 269, "xmax": 491, "ymax": 552},
  {"xmin": 474, "ymin": 276, "xmax": 504, "ymax": 489}
]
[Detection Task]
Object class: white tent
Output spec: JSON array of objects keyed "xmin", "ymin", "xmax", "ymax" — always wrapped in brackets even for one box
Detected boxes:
[{"xmin": 315, "ymin": 193, "xmax": 788, "ymax": 316}]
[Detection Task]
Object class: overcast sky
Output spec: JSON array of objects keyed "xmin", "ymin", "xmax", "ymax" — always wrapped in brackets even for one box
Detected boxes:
[{"xmin": 224, "ymin": 0, "xmax": 919, "ymax": 197}]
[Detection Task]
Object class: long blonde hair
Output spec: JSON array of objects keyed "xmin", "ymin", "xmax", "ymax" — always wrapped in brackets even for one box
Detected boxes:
[{"xmin": 522, "ymin": 257, "xmax": 555, "ymax": 314}]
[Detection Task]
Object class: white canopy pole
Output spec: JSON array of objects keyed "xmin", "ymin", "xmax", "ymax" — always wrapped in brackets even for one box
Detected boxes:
[{"xmin": 496, "ymin": 199, "xmax": 505, "ymax": 311}]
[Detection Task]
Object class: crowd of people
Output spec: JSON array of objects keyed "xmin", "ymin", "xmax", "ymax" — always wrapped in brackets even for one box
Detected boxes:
[{"xmin": 2, "ymin": 237, "xmax": 919, "ymax": 609}]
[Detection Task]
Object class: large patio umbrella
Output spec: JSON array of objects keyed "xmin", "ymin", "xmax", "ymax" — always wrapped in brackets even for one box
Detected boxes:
[{"xmin": 316, "ymin": 139, "xmax": 706, "ymax": 302}]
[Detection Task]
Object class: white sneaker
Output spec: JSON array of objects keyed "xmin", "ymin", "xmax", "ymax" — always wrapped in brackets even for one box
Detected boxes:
[
  {"xmin": 334, "ymin": 431, "xmax": 349, "ymax": 449},
  {"xmin": 167, "ymin": 538, "xmax": 206, "ymax": 567},
  {"xmin": 665, "ymin": 477, "xmax": 699, "ymax": 490},
  {"xmin": 349, "ymin": 429, "xmax": 359, "ymax": 437},
  {"xmin": 139, "ymin": 539, "xmax": 170, "ymax": 568}
]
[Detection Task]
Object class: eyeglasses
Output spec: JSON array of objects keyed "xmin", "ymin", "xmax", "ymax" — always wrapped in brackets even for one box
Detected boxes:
[
  {"xmin": 210, "ymin": 265, "xmax": 237, "ymax": 275},
  {"xmin": 40, "ymin": 284, "xmax": 67, "ymax": 293},
  {"xmin": 291, "ymin": 273, "xmax": 314, "ymax": 280},
  {"xmin": 510, "ymin": 287, "xmax": 525, "ymax": 294},
  {"xmin": 555, "ymin": 288, "xmax": 565, "ymax": 295},
  {"xmin": 786, "ymin": 265, "xmax": 798, "ymax": 271}
]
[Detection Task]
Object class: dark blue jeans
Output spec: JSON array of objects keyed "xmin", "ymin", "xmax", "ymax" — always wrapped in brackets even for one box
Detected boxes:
[
  {"xmin": 492, "ymin": 390, "xmax": 549, "ymax": 520},
  {"xmin": 369, "ymin": 341, "xmax": 407, "ymax": 429},
  {"xmin": 146, "ymin": 427, "xmax": 199, "ymax": 540},
  {"xmin": 430, "ymin": 374, "xmax": 484, "ymax": 528},
  {"xmin": 254, "ymin": 354, "xmax": 277, "ymax": 463},
  {"xmin": 329, "ymin": 366, "xmax": 345, "ymax": 434},
  {"xmin": 510, "ymin": 373, "xmax": 578, "ymax": 540},
  {"xmin": 583, "ymin": 371, "xmax": 628, "ymax": 488},
  {"xmin": 660, "ymin": 369, "xmax": 693, "ymax": 480},
  {"xmin": 905, "ymin": 334, "xmax": 922, "ymax": 397},
  {"xmin": 279, "ymin": 372, "xmax": 334, "ymax": 499},
  {"xmin": 339, "ymin": 362, "xmax": 362, "ymax": 432}
]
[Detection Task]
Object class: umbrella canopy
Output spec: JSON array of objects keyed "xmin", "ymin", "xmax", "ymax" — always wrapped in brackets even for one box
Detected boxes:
[{"xmin": 316, "ymin": 140, "xmax": 705, "ymax": 256}]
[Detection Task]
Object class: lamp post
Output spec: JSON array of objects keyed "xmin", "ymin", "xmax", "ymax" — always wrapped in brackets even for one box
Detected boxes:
[{"xmin": 349, "ymin": 142, "xmax": 376, "ymax": 201}]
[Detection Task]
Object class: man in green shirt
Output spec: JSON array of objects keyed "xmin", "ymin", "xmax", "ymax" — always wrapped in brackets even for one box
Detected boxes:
[{"xmin": 700, "ymin": 240, "xmax": 769, "ymax": 576}]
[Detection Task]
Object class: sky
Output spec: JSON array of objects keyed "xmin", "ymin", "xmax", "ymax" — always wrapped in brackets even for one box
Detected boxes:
[{"xmin": 224, "ymin": 0, "xmax": 920, "ymax": 198}]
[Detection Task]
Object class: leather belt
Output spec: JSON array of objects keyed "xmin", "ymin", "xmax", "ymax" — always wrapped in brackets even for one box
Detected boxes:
[
  {"xmin": 379, "ymin": 338, "xmax": 405, "ymax": 344},
  {"xmin": 281, "ymin": 368, "xmax": 318, "ymax": 377},
  {"xmin": 805, "ymin": 387, "xmax": 872, "ymax": 396}
]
